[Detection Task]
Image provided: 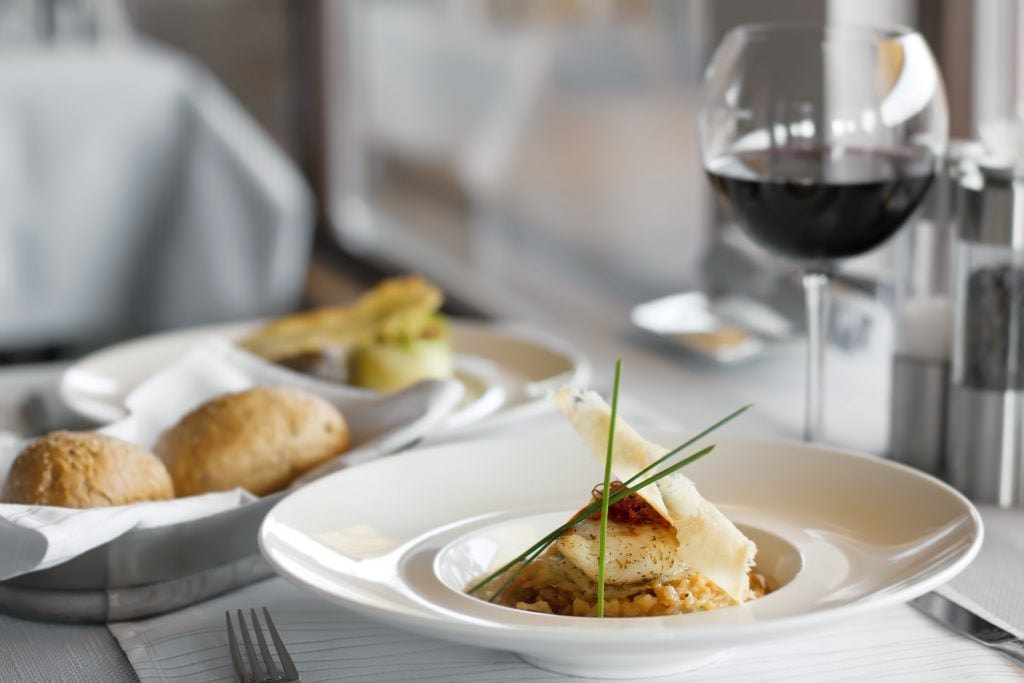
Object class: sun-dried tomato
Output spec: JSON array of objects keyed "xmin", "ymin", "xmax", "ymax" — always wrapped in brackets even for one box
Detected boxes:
[{"xmin": 588, "ymin": 481, "xmax": 671, "ymax": 528}]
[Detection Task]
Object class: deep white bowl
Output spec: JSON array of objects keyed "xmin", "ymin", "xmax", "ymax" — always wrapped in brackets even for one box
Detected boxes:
[{"xmin": 259, "ymin": 432, "xmax": 982, "ymax": 679}]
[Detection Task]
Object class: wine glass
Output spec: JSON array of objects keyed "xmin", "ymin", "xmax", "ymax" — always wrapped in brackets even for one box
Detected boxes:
[{"xmin": 698, "ymin": 23, "xmax": 948, "ymax": 442}]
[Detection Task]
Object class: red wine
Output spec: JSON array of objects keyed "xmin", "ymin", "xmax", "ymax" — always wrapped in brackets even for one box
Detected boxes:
[{"xmin": 706, "ymin": 148, "xmax": 934, "ymax": 260}]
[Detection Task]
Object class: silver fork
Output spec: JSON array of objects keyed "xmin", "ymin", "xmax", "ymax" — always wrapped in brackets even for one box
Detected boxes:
[{"xmin": 225, "ymin": 607, "xmax": 300, "ymax": 683}]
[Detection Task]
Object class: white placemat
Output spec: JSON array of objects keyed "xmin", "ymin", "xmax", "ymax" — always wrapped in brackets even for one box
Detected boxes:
[{"xmin": 110, "ymin": 577, "xmax": 1021, "ymax": 683}]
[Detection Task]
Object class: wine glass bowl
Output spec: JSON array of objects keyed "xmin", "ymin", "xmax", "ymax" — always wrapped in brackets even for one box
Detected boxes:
[
  {"xmin": 705, "ymin": 147, "xmax": 935, "ymax": 260},
  {"xmin": 698, "ymin": 23, "xmax": 949, "ymax": 441}
]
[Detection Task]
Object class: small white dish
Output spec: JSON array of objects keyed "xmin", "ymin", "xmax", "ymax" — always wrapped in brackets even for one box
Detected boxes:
[
  {"xmin": 59, "ymin": 319, "xmax": 589, "ymax": 432},
  {"xmin": 258, "ymin": 431, "xmax": 983, "ymax": 679},
  {"xmin": 631, "ymin": 291, "xmax": 794, "ymax": 364}
]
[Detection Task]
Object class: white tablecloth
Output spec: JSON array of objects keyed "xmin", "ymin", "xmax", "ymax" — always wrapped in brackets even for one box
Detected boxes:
[
  {"xmin": 0, "ymin": 44, "xmax": 313, "ymax": 350},
  {"xmin": 0, "ymin": 352, "xmax": 1022, "ymax": 682}
]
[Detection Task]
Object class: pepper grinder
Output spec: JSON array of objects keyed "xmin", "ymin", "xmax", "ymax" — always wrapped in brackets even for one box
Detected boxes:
[
  {"xmin": 946, "ymin": 159, "xmax": 1024, "ymax": 507},
  {"xmin": 889, "ymin": 142, "xmax": 982, "ymax": 476}
]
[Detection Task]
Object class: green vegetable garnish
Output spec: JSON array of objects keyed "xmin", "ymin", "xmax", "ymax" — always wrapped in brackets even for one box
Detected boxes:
[{"xmin": 595, "ymin": 359, "xmax": 622, "ymax": 617}]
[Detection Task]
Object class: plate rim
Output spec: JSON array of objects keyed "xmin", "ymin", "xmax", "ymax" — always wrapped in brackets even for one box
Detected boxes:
[{"xmin": 258, "ymin": 432, "xmax": 984, "ymax": 644}]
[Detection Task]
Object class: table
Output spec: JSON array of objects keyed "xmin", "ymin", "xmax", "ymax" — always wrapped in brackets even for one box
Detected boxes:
[{"xmin": 0, "ymin": 347, "xmax": 1020, "ymax": 682}]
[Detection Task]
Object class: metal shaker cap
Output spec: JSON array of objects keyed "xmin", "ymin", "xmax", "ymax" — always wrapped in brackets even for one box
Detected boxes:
[
  {"xmin": 957, "ymin": 158, "xmax": 1024, "ymax": 247},
  {"xmin": 917, "ymin": 139, "xmax": 986, "ymax": 236}
]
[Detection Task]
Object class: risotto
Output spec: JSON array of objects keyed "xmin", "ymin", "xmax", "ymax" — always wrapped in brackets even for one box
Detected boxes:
[{"xmin": 475, "ymin": 549, "xmax": 769, "ymax": 617}]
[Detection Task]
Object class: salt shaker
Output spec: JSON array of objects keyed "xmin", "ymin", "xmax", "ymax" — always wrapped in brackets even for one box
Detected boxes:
[
  {"xmin": 946, "ymin": 160, "xmax": 1024, "ymax": 507},
  {"xmin": 889, "ymin": 142, "xmax": 982, "ymax": 475}
]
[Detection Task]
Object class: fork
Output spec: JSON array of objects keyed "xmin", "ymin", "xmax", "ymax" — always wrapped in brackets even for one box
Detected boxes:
[{"xmin": 225, "ymin": 607, "xmax": 300, "ymax": 682}]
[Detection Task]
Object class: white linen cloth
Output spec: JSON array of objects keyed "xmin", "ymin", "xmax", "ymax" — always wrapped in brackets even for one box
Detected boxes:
[
  {"xmin": 0, "ymin": 44, "xmax": 313, "ymax": 349},
  {"xmin": 0, "ymin": 340, "xmax": 461, "ymax": 581}
]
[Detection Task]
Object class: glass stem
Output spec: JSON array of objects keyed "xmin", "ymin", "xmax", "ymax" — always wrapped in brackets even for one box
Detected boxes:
[{"xmin": 802, "ymin": 271, "xmax": 830, "ymax": 442}]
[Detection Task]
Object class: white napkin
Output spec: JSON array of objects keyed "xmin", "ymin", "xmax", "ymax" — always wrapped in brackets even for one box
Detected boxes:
[
  {"xmin": 937, "ymin": 505, "xmax": 1024, "ymax": 639},
  {"xmin": 0, "ymin": 339, "xmax": 462, "ymax": 581}
]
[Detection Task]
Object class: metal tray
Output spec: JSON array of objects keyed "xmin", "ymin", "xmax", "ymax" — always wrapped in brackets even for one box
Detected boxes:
[{"xmin": 1, "ymin": 495, "xmax": 280, "ymax": 622}]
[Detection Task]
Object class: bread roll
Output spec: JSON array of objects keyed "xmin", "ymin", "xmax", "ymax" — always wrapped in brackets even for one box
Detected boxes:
[
  {"xmin": 1, "ymin": 431, "xmax": 174, "ymax": 507},
  {"xmin": 155, "ymin": 386, "xmax": 350, "ymax": 496}
]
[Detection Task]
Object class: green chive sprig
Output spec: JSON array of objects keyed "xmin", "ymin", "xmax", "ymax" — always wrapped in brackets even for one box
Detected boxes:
[{"xmin": 595, "ymin": 359, "xmax": 622, "ymax": 617}]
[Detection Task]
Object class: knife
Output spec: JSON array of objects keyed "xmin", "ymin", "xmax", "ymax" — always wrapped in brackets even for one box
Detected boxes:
[{"xmin": 911, "ymin": 592, "xmax": 1024, "ymax": 666}]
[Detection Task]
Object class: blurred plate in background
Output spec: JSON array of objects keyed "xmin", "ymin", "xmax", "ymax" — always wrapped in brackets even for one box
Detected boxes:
[{"xmin": 59, "ymin": 319, "xmax": 590, "ymax": 433}]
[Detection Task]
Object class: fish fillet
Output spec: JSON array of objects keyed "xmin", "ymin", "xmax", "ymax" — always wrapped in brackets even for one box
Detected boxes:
[{"xmin": 557, "ymin": 518, "xmax": 683, "ymax": 585}]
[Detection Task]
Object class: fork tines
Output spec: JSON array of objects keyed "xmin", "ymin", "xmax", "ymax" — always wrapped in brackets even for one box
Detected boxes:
[{"xmin": 226, "ymin": 607, "xmax": 299, "ymax": 683}]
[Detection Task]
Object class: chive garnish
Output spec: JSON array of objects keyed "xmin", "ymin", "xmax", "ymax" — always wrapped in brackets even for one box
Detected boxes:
[
  {"xmin": 466, "ymin": 375, "xmax": 751, "ymax": 605},
  {"xmin": 595, "ymin": 359, "xmax": 622, "ymax": 617},
  {"xmin": 620, "ymin": 403, "xmax": 752, "ymax": 492}
]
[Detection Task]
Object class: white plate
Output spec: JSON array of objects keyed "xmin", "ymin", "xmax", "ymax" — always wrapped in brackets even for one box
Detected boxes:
[
  {"xmin": 59, "ymin": 320, "xmax": 590, "ymax": 432},
  {"xmin": 258, "ymin": 432, "xmax": 982, "ymax": 679}
]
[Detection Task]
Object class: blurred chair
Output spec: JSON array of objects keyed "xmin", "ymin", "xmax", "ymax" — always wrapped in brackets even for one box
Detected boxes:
[{"xmin": 0, "ymin": 28, "xmax": 313, "ymax": 351}]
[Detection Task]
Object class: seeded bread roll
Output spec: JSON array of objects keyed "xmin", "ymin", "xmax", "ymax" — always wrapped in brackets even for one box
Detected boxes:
[
  {"xmin": 1, "ymin": 431, "xmax": 174, "ymax": 507},
  {"xmin": 155, "ymin": 386, "xmax": 350, "ymax": 496}
]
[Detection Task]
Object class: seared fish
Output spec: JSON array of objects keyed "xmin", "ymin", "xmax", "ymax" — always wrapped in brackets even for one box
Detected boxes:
[{"xmin": 558, "ymin": 516, "xmax": 684, "ymax": 585}]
